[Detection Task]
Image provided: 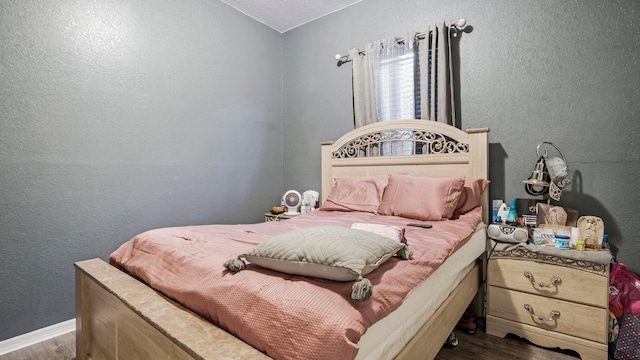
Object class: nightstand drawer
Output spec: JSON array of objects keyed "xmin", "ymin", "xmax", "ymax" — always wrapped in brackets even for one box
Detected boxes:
[
  {"xmin": 488, "ymin": 258, "xmax": 608, "ymax": 307},
  {"xmin": 488, "ymin": 286, "xmax": 608, "ymax": 343}
]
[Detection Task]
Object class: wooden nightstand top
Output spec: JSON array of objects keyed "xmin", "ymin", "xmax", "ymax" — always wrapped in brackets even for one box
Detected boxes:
[{"xmin": 264, "ymin": 212, "xmax": 299, "ymax": 222}]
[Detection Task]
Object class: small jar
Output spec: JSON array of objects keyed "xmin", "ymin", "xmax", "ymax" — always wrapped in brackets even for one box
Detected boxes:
[
  {"xmin": 570, "ymin": 227, "xmax": 580, "ymax": 248},
  {"xmin": 554, "ymin": 234, "xmax": 570, "ymax": 250},
  {"xmin": 532, "ymin": 229, "xmax": 542, "ymax": 245}
]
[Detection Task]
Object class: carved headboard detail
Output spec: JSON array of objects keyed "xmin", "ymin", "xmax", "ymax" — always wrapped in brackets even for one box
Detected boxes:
[{"xmin": 331, "ymin": 129, "xmax": 469, "ymax": 159}]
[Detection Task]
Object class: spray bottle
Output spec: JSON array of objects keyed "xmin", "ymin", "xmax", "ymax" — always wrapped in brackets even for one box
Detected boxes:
[{"xmin": 506, "ymin": 198, "xmax": 518, "ymax": 226}]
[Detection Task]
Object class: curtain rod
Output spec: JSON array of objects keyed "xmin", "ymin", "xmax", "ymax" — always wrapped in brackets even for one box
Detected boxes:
[{"xmin": 335, "ymin": 19, "xmax": 467, "ymax": 66}]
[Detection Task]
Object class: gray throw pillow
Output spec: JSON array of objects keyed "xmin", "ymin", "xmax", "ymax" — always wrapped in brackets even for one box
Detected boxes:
[{"xmin": 223, "ymin": 226, "xmax": 412, "ymax": 301}]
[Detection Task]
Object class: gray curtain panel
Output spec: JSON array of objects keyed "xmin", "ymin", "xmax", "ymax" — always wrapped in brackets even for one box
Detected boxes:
[
  {"xmin": 419, "ymin": 22, "xmax": 454, "ymax": 124},
  {"xmin": 350, "ymin": 44, "xmax": 376, "ymax": 129}
]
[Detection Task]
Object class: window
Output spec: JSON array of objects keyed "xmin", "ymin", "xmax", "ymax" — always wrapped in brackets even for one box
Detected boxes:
[
  {"xmin": 374, "ymin": 45, "xmax": 421, "ymax": 155},
  {"xmin": 375, "ymin": 49, "xmax": 420, "ymax": 121}
]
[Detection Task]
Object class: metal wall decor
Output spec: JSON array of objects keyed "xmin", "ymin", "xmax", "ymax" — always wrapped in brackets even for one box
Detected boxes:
[{"xmin": 523, "ymin": 142, "xmax": 571, "ymax": 201}]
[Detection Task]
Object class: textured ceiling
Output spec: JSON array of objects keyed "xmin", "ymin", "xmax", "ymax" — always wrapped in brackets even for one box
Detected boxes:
[{"xmin": 220, "ymin": 0, "xmax": 362, "ymax": 33}]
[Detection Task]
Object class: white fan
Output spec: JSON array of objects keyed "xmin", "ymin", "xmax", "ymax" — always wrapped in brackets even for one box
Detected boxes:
[{"xmin": 283, "ymin": 190, "xmax": 301, "ymax": 215}]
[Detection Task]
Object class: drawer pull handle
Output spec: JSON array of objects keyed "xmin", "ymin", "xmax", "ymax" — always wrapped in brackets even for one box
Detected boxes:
[
  {"xmin": 524, "ymin": 304, "xmax": 560, "ymax": 322},
  {"xmin": 523, "ymin": 271, "xmax": 561, "ymax": 288}
]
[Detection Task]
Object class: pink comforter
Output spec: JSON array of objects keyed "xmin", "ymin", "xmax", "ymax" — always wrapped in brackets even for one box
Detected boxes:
[{"xmin": 110, "ymin": 208, "xmax": 482, "ymax": 360}]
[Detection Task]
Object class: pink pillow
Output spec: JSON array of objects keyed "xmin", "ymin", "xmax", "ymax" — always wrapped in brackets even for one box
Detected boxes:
[
  {"xmin": 455, "ymin": 177, "xmax": 490, "ymax": 215},
  {"xmin": 321, "ymin": 178, "xmax": 387, "ymax": 213},
  {"xmin": 377, "ymin": 175, "xmax": 465, "ymax": 221},
  {"xmin": 350, "ymin": 223, "xmax": 406, "ymax": 243}
]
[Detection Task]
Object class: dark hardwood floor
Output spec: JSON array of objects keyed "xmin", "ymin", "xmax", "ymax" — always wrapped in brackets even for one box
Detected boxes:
[
  {"xmin": 435, "ymin": 328, "xmax": 582, "ymax": 360},
  {"xmin": 0, "ymin": 327, "xmax": 589, "ymax": 360}
]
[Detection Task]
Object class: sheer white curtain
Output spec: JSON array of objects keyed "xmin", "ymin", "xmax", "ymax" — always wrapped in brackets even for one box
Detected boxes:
[
  {"xmin": 351, "ymin": 23, "xmax": 456, "ymax": 128},
  {"xmin": 375, "ymin": 35, "xmax": 416, "ymax": 155},
  {"xmin": 373, "ymin": 34, "xmax": 417, "ymax": 122}
]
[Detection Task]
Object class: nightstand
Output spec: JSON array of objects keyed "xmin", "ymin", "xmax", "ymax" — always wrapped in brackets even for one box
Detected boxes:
[
  {"xmin": 264, "ymin": 213, "xmax": 299, "ymax": 222},
  {"xmin": 486, "ymin": 248, "xmax": 610, "ymax": 360}
]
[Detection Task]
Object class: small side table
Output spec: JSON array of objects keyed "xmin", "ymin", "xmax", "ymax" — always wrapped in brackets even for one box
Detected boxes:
[{"xmin": 264, "ymin": 213, "xmax": 299, "ymax": 222}]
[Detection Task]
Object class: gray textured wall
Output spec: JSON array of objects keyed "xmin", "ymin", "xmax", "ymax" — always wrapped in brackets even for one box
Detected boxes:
[
  {"xmin": 0, "ymin": 1, "xmax": 282, "ymax": 340},
  {"xmin": 2, "ymin": 0, "xmax": 639, "ymax": 344},
  {"xmin": 283, "ymin": 0, "xmax": 640, "ymax": 272}
]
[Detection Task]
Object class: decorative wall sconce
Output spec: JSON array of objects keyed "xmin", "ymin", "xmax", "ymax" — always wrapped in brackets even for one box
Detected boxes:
[{"xmin": 523, "ymin": 142, "xmax": 571, "ymax": 201}]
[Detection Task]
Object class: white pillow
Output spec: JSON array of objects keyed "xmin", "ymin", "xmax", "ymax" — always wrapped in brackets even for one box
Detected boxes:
[{"xmin": 223, "ymin": 226, "xmax": 412, "ymax": 301}]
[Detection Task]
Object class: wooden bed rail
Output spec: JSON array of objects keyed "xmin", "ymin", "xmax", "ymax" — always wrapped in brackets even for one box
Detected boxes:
[{"xmin": 75, "ymin": 259, "xmax": 269, "ymax": 360}]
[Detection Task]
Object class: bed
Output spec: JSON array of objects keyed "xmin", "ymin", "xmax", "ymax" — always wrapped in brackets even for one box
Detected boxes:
[{"xmin": 75, "ymin": 119, "xmax": 489, "ymax": 360}]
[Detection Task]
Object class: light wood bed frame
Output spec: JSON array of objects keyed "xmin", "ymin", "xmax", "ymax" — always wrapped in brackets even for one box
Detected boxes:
[{"xmin": 75, "ymin": 120, "xmax": 489, "ymax": 360}]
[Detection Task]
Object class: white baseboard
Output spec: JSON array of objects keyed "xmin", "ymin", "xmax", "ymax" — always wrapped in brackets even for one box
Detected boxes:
[{"xmin": 0, "ymin": 319, "xmax": 76, "ymax": 356}]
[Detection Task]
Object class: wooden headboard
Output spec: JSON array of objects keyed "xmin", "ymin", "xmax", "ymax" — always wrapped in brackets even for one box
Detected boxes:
[{"xmin": 321, "ymin": 120, "xmax": 490, "ymax": 223}]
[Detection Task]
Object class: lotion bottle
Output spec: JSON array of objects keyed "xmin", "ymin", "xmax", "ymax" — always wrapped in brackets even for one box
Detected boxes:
[{"xmin": 506, "ymin": 198, "xmax": 518, "ymax": 226}]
